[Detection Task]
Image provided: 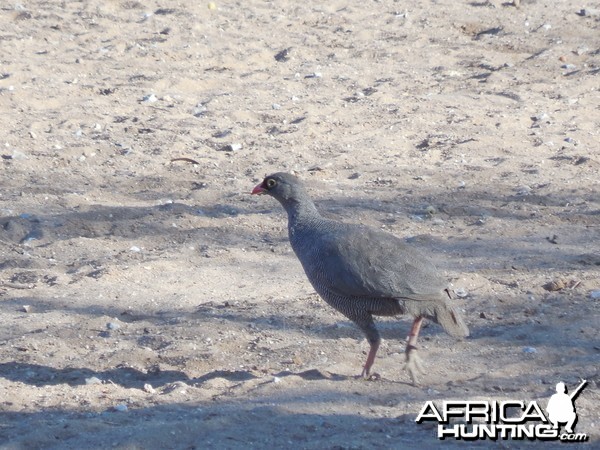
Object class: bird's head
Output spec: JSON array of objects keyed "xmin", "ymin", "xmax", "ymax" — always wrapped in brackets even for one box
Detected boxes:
[{"xmin": 251, "ymin": 172, "xmax": 306, "ymax": 205}]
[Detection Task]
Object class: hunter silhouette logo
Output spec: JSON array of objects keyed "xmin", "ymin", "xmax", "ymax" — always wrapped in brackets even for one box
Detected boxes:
[
  {"xmin": 416, "ymin": 379, "xmax": 589, "ymax": 442},
  {"xmin": 547, "ymin": 380, "xmax": 587, "ymax": 434}
]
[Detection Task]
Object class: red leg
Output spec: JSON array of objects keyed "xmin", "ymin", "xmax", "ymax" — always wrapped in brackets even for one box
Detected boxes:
[
  {"xmin": 407, "ymin": 316, "xmax": 423, "ymax": 350},
  {"xmin": 405, "ymin": 317, "xmax": 424, "ymax": 385},
  {"xmin": 361, "ymin": 340, "xmax": 380, "ymax": 379}
]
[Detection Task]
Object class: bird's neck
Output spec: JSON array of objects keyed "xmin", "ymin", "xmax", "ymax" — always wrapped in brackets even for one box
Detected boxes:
[{"xmin": 285, "ymin": 197, "xmax": 321, "ymax": 223}]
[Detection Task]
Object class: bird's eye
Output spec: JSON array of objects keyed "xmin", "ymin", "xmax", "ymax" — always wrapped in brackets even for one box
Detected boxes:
[{"xmin": 266, "ymin": 178, "xmax": 276, "ymax": 188}]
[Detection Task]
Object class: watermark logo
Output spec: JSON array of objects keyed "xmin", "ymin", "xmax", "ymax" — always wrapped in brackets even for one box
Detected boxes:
[{"xmin": 416, "ymin": 379, "xmax": 588, "ymax": 442}]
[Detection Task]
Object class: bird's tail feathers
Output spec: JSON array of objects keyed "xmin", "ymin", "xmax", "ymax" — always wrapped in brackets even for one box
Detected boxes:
[{"xmin": 434, "ymin": 303, "xmax": 469, "ymax": 338}]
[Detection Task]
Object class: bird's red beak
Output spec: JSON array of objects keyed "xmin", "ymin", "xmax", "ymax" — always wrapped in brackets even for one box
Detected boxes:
[{"xmin": 251, "ymin": 183, "xmax": 267, "ymax": 195}]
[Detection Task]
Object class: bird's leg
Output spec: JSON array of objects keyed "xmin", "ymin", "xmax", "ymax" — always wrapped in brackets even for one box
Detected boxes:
[
  {"xmin": 405, "ymin": 316, "xmax": 424, "ymax": 385},
  {"xmin": 354, "ymin": 314, "xmax": 380, "ymax": 380},
  {"xmin": 361, "ymin": 340, "xmax": 380, "ymax": 379}
]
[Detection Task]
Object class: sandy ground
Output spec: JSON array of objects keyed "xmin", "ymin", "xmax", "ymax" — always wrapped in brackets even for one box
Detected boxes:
[{"xmin": 1, "ymin": 0, "xmax": 599, "ymax": 448}]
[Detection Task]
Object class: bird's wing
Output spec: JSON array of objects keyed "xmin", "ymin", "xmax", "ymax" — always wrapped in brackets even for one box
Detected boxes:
[{"xmin": 316, "ymin": 224, "xmax": 448, "ymax": 301}]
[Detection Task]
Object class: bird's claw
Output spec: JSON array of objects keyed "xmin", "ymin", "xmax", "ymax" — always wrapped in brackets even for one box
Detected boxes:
[
  {"xmin": 404, "ymin": 346, "xmax": 424, "ymax": 386},
  {"xmin": 359, "ymin": 372, "xmax": 381, "ymax": 381}
]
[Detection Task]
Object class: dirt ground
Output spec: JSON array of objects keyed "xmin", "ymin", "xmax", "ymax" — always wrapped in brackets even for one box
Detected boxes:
[{"xmin": 1, "ymin": 0, "xmax": 599, "ymax": 448}]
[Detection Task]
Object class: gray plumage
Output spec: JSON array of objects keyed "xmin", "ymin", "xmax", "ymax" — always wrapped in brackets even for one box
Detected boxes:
[{"xmin": 252, "ymin": 172, "xmax": 469, "ymax": 383}]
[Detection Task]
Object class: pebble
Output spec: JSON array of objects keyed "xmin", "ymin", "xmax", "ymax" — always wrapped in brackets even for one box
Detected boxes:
[
  {"xmin": 305, "ymin": 72, "xmax": 322, "ymax": 79},
  {"xmin": 21, "ymin": 305, "xmax": 32, "ymax": 313},
  {"xmin": 531, "ymin": 112, "xmax": 549, "ymax": 122},
  {"xmin": 208, "ymin": 2, "xmax": 217, "ymax": 10},
  {"xmin": 590, "ymin": 290, "xmax": 600, "ymax": 300},
  {"xmin": 424, "ymin": 205, "xmax": 437, "ymax": 216},
  {"xmin": 85, "ymin": 376, "xmax": 103, "ymax": 385},
  {"xmin": 107, "ymin": 322, "xmax": 120, "ymax": 330},
  {"xmin": 113, "ymin": 404, "xmax": 128, "ymax": 412},
  {"xmin": 271, "ymin": 103, "xmax": 282, "ymax": 110},
  {"xmin": 219, "ymin": 143, "xmax": 242, "ymax": 152},
  {"xmin": 212, "ymin": 129, "xmax": 231, "ymax": 138},
  {"xmin": 564, "ymin": 137, "xmax": 576, "ymax": 144},
  {"xmin": 561, "ymin": 64, "xmax": 577, "ymax": 70},
  {"xmin": 10, "ymin": 150, "xmax": 28, "ymax": 160},
  {"xmin": 192, "ymin": 103, "xmax": 207, "ymax": 117},
  {"xmin": 523, "ymin": 347, "xmax": 537, "ymax": 354},
  {"xmin": 142, "ymin": 94, "xmax": 158, "ymax": 103},
  {"xmin": 578, "ymin": 8, "xmax": 600, "ymax": 17},
  {"xmin": 454, "ymin": 288, "xmax": 469, "ymax": 298},
  {"xmin": 274, "ymin": 47, "xmax": 292, "ymax": 62},
  {"xmin": 130, "ymin": 246, "xmax": 141, "ymax": 252},
  {"xmin": 515, "ymin": 185, "xmax": 531, "ymax": 196},
  {"xmin": 143, "ymin": 383, "xmax": 156, "ymax": 393},
  {"xmin": 22, "ymin": 229, "xmax": 43, "ymax": 242}
]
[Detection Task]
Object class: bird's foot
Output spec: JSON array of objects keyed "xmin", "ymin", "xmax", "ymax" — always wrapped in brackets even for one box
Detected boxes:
[
  {"xmin": 358, "ymin": 372, "xmax": 381, "ymax": 381},
  {"xmin": 359, "ymin": 367, "xmax": 381, "ymax": 381},
  {"xmin": 404, "ymin": 345, "xmax": 424, "ymax": 386}
]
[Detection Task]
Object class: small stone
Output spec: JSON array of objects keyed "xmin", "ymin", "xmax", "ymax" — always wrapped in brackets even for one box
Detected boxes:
[
  {"xmin": 590, "ymin": 290, "xmax": 600, "ymax": 300},
  {"xmin": 10, "ymin": 150, "xmax": 28, "ymax": 160},
  {"xmin": 207, "ymin": 2, "xmax": 217, "ymax": 10},
  {"xmin": 523, "ymin": 347, "xmax": 537, "ymax": 354},
  {"xmin": 192, "ymin": 103, "xmax": 207, "ymax": 117},
  {"xmin": 531, "ymin": 113, "xmax": 549, "ymax": 122},
  {"xmin": 143, "ymin": 383, "xmax": 156, "ymax": 393},
  {"xmin": 578, "ymin": 8, "xmax": 600, "ymax": 17},
  {"xmin": 219, "ymin": 143, "xmax": 242, "ymax": 152},
  {"xmin": 272, "ymin": 377, "xmax": 282, "ymax": 384},
  {"xmin": 305, "ymin": 72, "xmax": 322, "ymax": 79},
  {"xmin": 21, "ymin": 305, "xmax": 32, "ymax": 313},
  {"xmin": 142, "ymin": 94, "xmax": 158, "ymax": 103},
  {"xmin": 564, "ymin": 137, "xmax": 575, "ymax": 144},
  {"xmin": 561, "ymin": 64, "xmax": 577, "ymax": 70},
  {"xmin": 85, "ymin": 376, "xmax": 103, "ymax": 385},
  {"xmin": 454, "ymin": 288, "xmax": 468, "ymax": 298},
  {"xmin": 130, "ymin": 246, "xmax": 141, "ymax": 252},
  {"xmin": 274, "ymin": 48, "xmax": 292, "ymax": 62},
  {"xmin": 271, "ymin": 103, "xmax": 282, "ymax": 110},
  {"xmin": 107, "ymin": 322, "xmax": 120, "ymax": 330},
  {"xmin": 543, "ymin": 279, "xmax": 566, "ymax": 292},
  {"xmin": 424, "ymin": 205, "xmax": 437, "ymax": 216},
  {"xmin": 113, "ymin": 404, "xmax": 128, "ymax": 412},
  {"xmin": 515, "ymin": 185, "xmax": 531, "ymax": 196}
]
